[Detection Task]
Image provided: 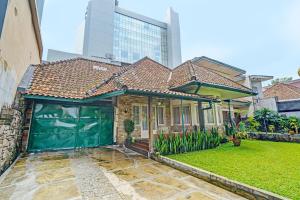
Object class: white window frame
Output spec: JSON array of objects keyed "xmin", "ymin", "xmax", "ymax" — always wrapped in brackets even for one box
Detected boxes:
[
  {"xmin": 216, "ymin": 105, "xmax": 223, "ymax": 125},
  {"xmin": 132, "ymin": 104, "xmax": 141, "ymax": 126},
  {"xmin": 205, "ymin": 104, "xmax": 216, "ymax": 125},
  {"xmin": 171, "ymin": 104, "xmax": 192, "ymax": 125},
  {"xmin": 132, "ymin": 104, "xmax": 165, "ymax": 128},
  {"xmin": 156, "ymin": 106, "xmax": 166, "ymax": 126}
]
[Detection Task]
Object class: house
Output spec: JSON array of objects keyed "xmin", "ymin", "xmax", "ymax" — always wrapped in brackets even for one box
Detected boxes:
[
  {"xmin": 0, "ymin": 0, "xmax": 42, "ymax": 110},
  {"xmin": 19, "ymin": 57, "xmax": 255, "ymax": 154},
  {"xmin": 261, "ymin": 83, "xmax": 300, "ymax": 118}
]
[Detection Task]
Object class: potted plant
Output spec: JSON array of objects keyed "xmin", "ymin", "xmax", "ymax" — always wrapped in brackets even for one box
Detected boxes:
[
  {"xmin": 225, "ymin": 123, "xmax": 240, "ymax": 146},
  {"xmin": 123, "ymin": 119, "xmax": 135, "ymax": 143}
]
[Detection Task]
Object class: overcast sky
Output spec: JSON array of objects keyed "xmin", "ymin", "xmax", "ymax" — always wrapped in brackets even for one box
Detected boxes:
[{"xmin": 41, "ymin": 0, "xmax": 300, "ymax": 83}]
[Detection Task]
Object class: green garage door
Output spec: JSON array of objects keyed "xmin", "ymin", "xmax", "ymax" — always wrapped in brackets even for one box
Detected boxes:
[{"xmin": 28, "ymin": 103, "xmax": 113, "ymax": 152}]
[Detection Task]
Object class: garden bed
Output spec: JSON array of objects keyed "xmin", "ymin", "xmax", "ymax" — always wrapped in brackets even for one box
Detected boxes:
[{"xmin": 166, "ymin": 140, "xmax": 300, "ymax": 200}]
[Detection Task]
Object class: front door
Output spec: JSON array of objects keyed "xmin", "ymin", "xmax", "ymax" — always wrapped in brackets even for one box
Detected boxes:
[{"xmin": 141, "ymin": 105, "xmax": 149, "ymax": 138}]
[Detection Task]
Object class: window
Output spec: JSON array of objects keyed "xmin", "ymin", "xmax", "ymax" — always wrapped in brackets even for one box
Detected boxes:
[
  {"xmin": 0, "ymin": 0, "xmax": 8, "ymax": 38},
  {"xmin": 121, "ymin": 50, "xmax": 128, "ymax": 59},
  {"xmin": 206, "ymin": 107, "xmax": 215, "ymax": 124},
  {"xmin": 172, "ymin": 105, "xmax": 191, "ymax": 125},
  {"xmin": 132, "ymin": 106, "xmax": 140, "ymax": 125},
  {"xmin": 217, "ymin": 106, "xmax": 223, "ymax": 124},
  {"xmin": 157, "ymin": 107, "xmax": 165, "ymax": 125},
  {"xmin": 183, "ymin": 106, "xmax": 191, "ymax": 124},
  {"xmin": 172, "ymin": 107, "xmax": 181, "ymax": 125}
]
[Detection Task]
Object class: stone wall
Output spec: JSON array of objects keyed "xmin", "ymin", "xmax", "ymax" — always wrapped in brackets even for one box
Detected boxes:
[
  {"xmin": 248, "ymin": 132, "xmax": 300, "ymax": 143},
  {"xmin": 116, "ymin": 95, "xmax": 172, "ymax": 144},
  {"xmin": 0, "ymin": 94, "xmax": 25, "ymax": 175}
]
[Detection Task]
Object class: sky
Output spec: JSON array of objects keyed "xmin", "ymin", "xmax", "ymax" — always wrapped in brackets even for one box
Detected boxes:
[{"xmin": 41, "ymin": 0, "xmax": 300, "ymax": 84}]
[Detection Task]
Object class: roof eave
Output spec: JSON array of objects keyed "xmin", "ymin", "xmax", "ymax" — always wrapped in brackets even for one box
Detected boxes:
[{"xmin": 170, "ymin": 81, "xmax": 257, "ymax": 97}]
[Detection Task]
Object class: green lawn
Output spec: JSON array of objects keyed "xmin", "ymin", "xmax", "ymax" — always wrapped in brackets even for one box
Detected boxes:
[{"xmin": 167, "ymin": 140, "xmax": 300, "ymax": 199}]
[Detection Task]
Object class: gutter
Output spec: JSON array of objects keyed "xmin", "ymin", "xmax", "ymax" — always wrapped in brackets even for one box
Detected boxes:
[{"xmin": 23, "ymin": 89, "xmax": 219, "ymax": 103}]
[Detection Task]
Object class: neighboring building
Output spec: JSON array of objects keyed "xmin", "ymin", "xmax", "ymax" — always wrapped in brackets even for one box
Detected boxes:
[
  {"xmin": 191, "ymin": 56, "xmax": 273, "ymax": 120},
  {"xmin": 286, "ymin": 79, "xmax": 300, "ymax": 88},
  {"xmin": 82, "ymin": 0, "xmax": 181, "ymax": 67},
  {"xmin": 0, "ymin": 0, "xmax": 42, "ymax": 175},
  {"xmin": 262, "ymin": 83, "xmax": 300, "ymax": 118},
  {"xmin": 36, "ymin": 0, "xmax": 45, "ymax": 25},
  {"xmin": 0, "ymin": 0, "xmax": 43, "ymax": 110},
  {"xmin": 20, "ymin": 57, "xmax": 254, "ymax": 153}
]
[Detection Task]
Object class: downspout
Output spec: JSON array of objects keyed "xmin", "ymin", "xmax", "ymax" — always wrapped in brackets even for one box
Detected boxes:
[{"xmin": 181, "ymin": 99, "xmax": 185, "ymax": 134}]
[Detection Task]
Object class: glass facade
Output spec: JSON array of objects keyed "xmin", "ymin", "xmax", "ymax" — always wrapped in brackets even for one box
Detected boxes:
[{"xmin": 113, "ymin": 13, "xmax": 168, "ymax": 65}]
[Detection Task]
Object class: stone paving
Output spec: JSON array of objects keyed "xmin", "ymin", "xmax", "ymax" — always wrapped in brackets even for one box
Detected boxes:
[{"xmin": 0, "ymin": 147, "xmax": 246, "ymax": 200}]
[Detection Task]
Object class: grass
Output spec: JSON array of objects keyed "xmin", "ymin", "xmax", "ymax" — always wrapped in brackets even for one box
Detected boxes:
[{"xmin": 167, "ymin": 140, "xmax": 300, "ymax": 199}]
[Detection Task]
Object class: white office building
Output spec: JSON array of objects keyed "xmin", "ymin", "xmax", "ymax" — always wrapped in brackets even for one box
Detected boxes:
[{"xmin": 82, "ymin": 0, "xmax": 182, "ymax": 67}]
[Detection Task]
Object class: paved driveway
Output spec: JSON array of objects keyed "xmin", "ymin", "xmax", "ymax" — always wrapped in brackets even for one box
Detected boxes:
[{"xmin": 0, "ymin": 147, "xmax": 245, "ymax": 200}]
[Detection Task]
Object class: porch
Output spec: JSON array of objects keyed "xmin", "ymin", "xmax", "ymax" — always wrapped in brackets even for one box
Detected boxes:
[{"xmin": 114, "ymin": 94, "xmax": 231, "ymax": 155}]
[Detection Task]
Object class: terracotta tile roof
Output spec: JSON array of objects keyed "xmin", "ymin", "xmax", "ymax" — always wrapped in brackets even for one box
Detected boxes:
[
  {"xmin": 26, "ymin": 58, "xmax": 124, "ymax": 99},
  {"xmin": 90, "ymin": 57, "xmax": 210, "ymax": 99},
  {"xmin": 24, "ymin": 57, "xmax": 253, "ymax": 101},
  {"xmin": 169, "ymin": 61, "xmax": 253, "ymax": 93},
  {"xmin": 264, "ymin": 83, "xmax": 300, "ymax": 101}
]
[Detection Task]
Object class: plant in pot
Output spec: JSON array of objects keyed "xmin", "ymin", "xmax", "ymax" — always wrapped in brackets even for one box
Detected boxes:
[
  {"xmin": 225, "ymin": 123, "xmax": 240, "ymax": 146},
  {"xmin": 123, "ymin": 119, "xmax": 135, "ymax": 144}
]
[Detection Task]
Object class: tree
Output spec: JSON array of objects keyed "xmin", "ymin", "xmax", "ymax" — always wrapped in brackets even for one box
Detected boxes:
[{"xmin": 270, "ymin": 77, "xmax": 292, "ymax": 85}]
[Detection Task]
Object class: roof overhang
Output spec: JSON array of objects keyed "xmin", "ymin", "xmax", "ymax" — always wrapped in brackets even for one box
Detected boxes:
[
  {"xmin": 170, "ymin": 81, "xmax": 256, "ymax": 100},
  {"xmin": 23, "ymin": 89, "xmax": 219, "ymax": 103},
  {"xmin": 223, "ymin": 99, "xmax": 251, "ymax": 109},
  {"xmin": 249, "ymin": 75, "xmax": 273, "ymax": 82},
  {"xmin": 191, "ymin": 56, "xmax": 246, "ymax": 78}
]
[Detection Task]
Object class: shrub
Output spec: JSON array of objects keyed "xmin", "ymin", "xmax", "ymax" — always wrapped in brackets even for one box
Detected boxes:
[
  {"xmin": 288, "ymin": 116, "xmax": 300, "ymax": 134},
  {"xmin": 154, "ymin": 130, "xmax": 221, "ymax": 155},
  {"xmin": 123, "ymin": 119, "xmax": 135, "ymax": 140},
  {"xmin": 238, "ymin": 121, "xmax": 246, "ymax": 132},
  {"xmin": 268, "ymin": 125, "xmax": 275, "ymax": 133},
  {"xmin": 236, "ymin": 131, "xmax": 248, "ymax": 139},
  {"xmin": 245, "ymin": 116, "xmax": 261, "ymax": 132}
]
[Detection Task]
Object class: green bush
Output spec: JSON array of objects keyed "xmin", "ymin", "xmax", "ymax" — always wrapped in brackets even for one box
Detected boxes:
[
  {"xmin": 288, "ymin": 116, "xmax": 300, "ymax": 134},
  {"xmin": 245, "ymin": 116, "xmax": 260, "ymax": 132},
  {"xmin": 154, "ymin": 130, "xmax": 221, "ymax": 155},
  {"xmin": 123, "ymin": 119, "xmax": 135, "ymax": 139},
  {"xmin": 245, "ymin": 108, "xmax": 300, "ymax": 134}
]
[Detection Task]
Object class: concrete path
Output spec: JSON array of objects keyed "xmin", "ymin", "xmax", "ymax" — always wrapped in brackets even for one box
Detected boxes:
[{"xmin": 0, "ymin": 147, "xmax": 246, "ymax": 200}]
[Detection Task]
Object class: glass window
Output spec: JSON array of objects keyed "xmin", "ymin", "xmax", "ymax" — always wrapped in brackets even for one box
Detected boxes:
[
  {"xmin": 183, "ymin": 106, "xmax": 191, "ymax": 124},
  {"xmin": 172, "ymin": 107, "xmax": 180, "ymax": 125},
  {"xmin": 206, "ymin": 108, "xmax": 215, "ymax": 124},
  {"xmin": 113, "ymin": 13, "xmax": 168, "ymax": 65},
  {"xmin": 132, "ymin": 106, "xmax": 140, "ymax": 125},
  {"xmin": 121, "ymin": 50, "xmax": 128, "ymax": 59},
  {"xmin": 157, "ymin": 107, "xmax": 164, "ymax": 125}
]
